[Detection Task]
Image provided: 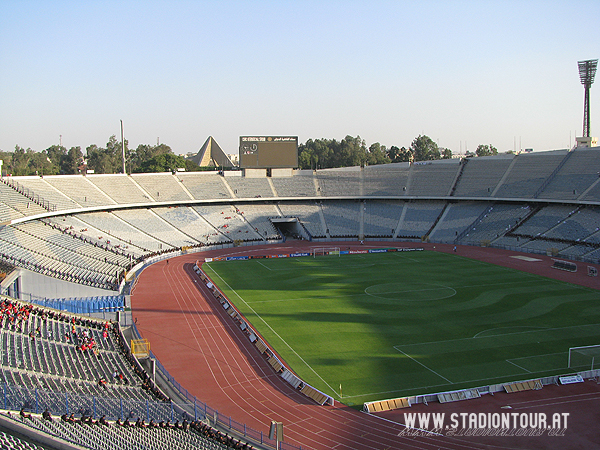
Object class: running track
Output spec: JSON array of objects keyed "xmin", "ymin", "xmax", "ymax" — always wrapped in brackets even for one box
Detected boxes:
[{"xmin": 131, "ymin": 241, "xmax": 600, "ymax": 449}]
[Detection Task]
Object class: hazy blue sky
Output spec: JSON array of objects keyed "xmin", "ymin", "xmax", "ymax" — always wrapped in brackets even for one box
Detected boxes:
[{"xmin": 1, "ymin": 0, "xmax": 599, "ymax": 157}]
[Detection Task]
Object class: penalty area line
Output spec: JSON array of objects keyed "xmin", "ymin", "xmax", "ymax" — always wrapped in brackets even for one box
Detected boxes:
[
  {"xmin": 394, "ymin": 348, "xmax": 452, "ymax": 384},
  {"xmin": 505, "ymin": 359, "xmax": 531, "ymax": 373}
]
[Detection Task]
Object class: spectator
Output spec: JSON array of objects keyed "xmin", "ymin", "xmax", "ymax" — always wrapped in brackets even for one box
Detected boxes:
[{"xmin": 42, "ymin": 408, "xmax": 52, "ymax": 422}]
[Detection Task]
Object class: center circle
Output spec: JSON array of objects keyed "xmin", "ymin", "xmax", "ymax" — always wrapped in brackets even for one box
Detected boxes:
[{"xmin": 364, "ymin": 282, "xmax": 456, "ymax": 301}]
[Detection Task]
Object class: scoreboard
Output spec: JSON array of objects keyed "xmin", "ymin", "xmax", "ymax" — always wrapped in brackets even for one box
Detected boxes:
[{"xmin": 239, "ymin": 136, "xmax": 298, "ymax": 169}]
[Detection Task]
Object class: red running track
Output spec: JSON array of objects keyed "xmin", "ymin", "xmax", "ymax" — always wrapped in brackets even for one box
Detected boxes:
[{"xmin": 131, "ymin": 241, "xmax": 600, "ymax": 450}]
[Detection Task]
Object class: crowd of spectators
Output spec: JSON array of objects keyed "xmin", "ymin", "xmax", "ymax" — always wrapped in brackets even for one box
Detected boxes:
[
  {"xmin": 190, "ymin": 420, "xmax": 254, "ymax": 449},
  {"xmin": 42, "ymin": 408, "xmax": 254, "ymax": 449},
  {"xmin": 0, "ymin": 298, "xmax": 169, "ymax": 404}
]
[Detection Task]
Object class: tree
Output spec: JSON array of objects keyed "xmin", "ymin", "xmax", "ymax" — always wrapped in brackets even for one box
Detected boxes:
[
  {"xmin": 410, "ymin": 135, "xmax": 440, "ymax": 161},
  {"xmin": 61, "ymin": 146, "xmax": 83, "ymax": 174},
  {"xmin": 441, "ymin": 148, "xmax": 453, "ymax": 159},
  {"xmin": 28, "ymin": 151, "xmax": 56, "ymax": 175},
  {"xmin": 131, "ymin": 143, "xmax": 172, "ymax": 172},
  {"xmin": 85, "ymin": 136, "xmax": 129, "ymax": 174},
  {"xmin": 387, "ymin": 146, "xmax": 412, "ymax": 163},
  {"xmin": 475, "ymin": 144, "xmax": 498, "ymax": 157},
  {"xmin": 298, "ymin": 138, "xmax": 336, "ymax": 169},
  {"xmin": 11, "ymin": 145, "xmax": 31, "ymax": 175},
  {"xmin": 135, "ymin": 153, "xmax": 196, "ymax": 173},
  {"xmin": 45, "ymin": 145, "xmax": 66, "ymax": 173},
  {"xmin": 367, "ymin": 143, "xmax": 390, "ymax": 165},
  {"xmin": 335, "ymin": 135, "xmax": 367, "ymax": 167}
]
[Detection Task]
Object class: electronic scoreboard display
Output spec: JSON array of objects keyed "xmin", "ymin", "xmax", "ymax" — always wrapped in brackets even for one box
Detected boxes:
[{"xmin": 239, "ymin": 136, "xmax": 298, "ymax": 169}]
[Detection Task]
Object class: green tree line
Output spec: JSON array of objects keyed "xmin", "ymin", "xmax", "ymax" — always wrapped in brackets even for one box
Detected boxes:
[
  {"xmin": 297, "ymin": 134, "xmax": 454, "ymax": 169},
  {"xmin": 0, "ymin": 134, "xmax": 503, "ymax": 176},
  {"xmin": 0, "ymin": 136, "xmax": 200, "ymax": 176}
]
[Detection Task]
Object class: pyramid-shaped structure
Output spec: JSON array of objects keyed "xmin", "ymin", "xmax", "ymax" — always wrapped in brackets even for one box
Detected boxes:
[{"xmin": 189, "ymin": 136, "xmax": 234, "ymax": 167}]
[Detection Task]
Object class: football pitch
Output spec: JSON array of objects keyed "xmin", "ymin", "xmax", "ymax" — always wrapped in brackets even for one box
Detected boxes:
[{"xmin": 203, "ymin": 250, "xmax": 600, "ymax": 405}]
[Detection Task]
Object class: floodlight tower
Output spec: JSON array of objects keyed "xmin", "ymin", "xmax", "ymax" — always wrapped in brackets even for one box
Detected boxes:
[{"xmin": 578, "ymin": 59, "xmax": 598, "ymax": 137}]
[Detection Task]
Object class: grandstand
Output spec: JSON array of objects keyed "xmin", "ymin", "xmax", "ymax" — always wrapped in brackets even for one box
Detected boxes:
[{"xmin": 2, "ymin": 147, "xmax": 600, "ymax": 449}]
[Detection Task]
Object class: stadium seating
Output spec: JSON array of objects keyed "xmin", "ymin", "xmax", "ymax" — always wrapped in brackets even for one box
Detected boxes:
[
  {"xmin": 363, "ymin": 163, "xmax": 410, "ymax": 196},
  {"xmin": 11, "ymin": 413, "xmax": 249, "ymax": 450},
  {"xmin": 537, "ymin": 148, "xmax": 600, "ymax": 200},
  {"xmin": 320, "ymin": 201, "xmax": 361, "ymax": 237},
  {"xmin": 316, "ymin": 169, "xmax": 361, "ymax": 197},
  {"xmin": 406, "ymin": 160, "xmax": 460, "ymax": 196},
  {"xmin": 177, "ymin": 173, "xmax": 232, "ymax": 200},
  {"xmin": 153, "ymin": 206, "xmax": 224, "ymax": 246},
  {"xmin": 277, "ymin": 201, "xmax": 326, "ymax": 238},
  {"xmin": 397, "ymin": 201, "xmax": 445, "ymax": 239},
  {"xmin": 3, "ymin": 150, "xmax": 600, "ymax": 448},
  {"xmin": 429, "ymin": 202, "xmax": 489, "ymax": 242},
  {"xmin": 86, "ymin": 175, "xmax": 152, "ymax": 205},
  {"xmin": 44, "ymin": 176, "xmax": 116, "ymax": 208},
  {"xmin": 493, "ymin": 151, "xmax": 567, "ymax": 199},
  {"xmin": 363, "ymin": 200, "xmax": 404, "ymax": 237},
  {"xmin": 130, "ymin": 173, "xmax": 192, "ymax": 202},
  {"xmin": 224, "ymin": 177, "xmax": 275, "ymax": 199},
  {"xmin": 452, "ymin": 156, "xmax": 513, "ymax": 197},
  {"xmin": 2, "ymin": 149, "xmax": 600, "ymax": 308},
  {"xmin": 271, "ymin": 174, "xmax": 318, "ymax": 197}
]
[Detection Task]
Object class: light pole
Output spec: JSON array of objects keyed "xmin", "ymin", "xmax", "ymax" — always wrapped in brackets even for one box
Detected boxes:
[{"xmin": 578, "ymin": 59, "xmax": 598, "ymax": 137}]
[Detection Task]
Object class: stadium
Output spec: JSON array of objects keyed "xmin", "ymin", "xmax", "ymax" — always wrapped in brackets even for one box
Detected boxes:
[{"xmin": 1, "ymin": 144, "xmax": 600, "ymax": 449}]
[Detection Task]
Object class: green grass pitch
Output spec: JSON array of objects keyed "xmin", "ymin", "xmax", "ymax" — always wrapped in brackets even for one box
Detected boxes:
[{"xmin": 203, "ymin": 251, "xmax": 600, "ymax": 405}]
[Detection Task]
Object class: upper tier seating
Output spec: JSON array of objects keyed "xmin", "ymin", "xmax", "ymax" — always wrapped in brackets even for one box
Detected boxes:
[
  {"xmin": 407, "ymin": 160, "xmax": 460, "ymax": 196},
  {"xmin": 7, "ymin": 178, "xmax": 81, "ymax": 211},
  {"xmin": 130, "ymin": 173, "xmax": 193, "ymax": 202},
  {"xmin": 316, "ymin": 169, "xmax": 361, "ymax": 197},
  {"xmin": 452, "ymin": 156, "xmax": 512, "ymax": 197},
  {"xmin": 44, "ymin": 176, "xmax": 116, "ymax": 208},
  {"xmin": 177, "ymin": 173, "xmax": 232, "ymax": 200},
  {"xmin": 537, "ymin": 148, "xmax": 600, "ymax": 200},
  {"xmin": 363, "ymin": 163, "xmax": 410, "ymax": 196},
  {"xmin": 224, "ymin": 177, "xmax": 274, "ymax": 198},
  {"xmin": 86, "ymin": 175, "xmax": 152, "ymax": 205},
  {"xmin": 271, "ymin": 173, "xmax": 318, "ymax": 197},
  {"xmin": 0, "ymin": 183, "xmax": 47, "ymax": 221},
  {"xmin": 493, "ymin": 151, "xmax": 567, "ymax": 199}
]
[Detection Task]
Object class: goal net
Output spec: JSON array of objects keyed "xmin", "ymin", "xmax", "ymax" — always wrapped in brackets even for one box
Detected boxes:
[
  {"xmin": 313, "ymin": 247, "xmax": 340, "ymax": 258},
  {"xmin": 568, "ymin": 344, "xmax": 600, "ymax": 370}
]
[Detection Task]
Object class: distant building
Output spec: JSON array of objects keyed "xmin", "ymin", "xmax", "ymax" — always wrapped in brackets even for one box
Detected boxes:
[
  {"xmin": 576, "ymin": 136, "xmax": 598, "ymax": 148},
  {"xmin": 187, "ymin": 136, "xmax": 234, "ymax": 167}
]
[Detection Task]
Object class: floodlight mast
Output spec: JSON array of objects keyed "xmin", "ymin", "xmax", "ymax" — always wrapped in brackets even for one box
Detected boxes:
[{"xmin": 578, "ymin": 59, "xmax": 598, "ymax": 137}]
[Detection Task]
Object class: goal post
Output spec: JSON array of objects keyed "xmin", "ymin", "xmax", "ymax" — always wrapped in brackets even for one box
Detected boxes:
[
  {"xmin": 312, "ymin": 247, "xmax": 340, "ymax": 258},
  {"xmin": 568, "ymin": 344, "xmax": 600, "ymax": 370}
]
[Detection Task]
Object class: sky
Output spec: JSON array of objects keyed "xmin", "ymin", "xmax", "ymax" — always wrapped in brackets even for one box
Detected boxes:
[{"xmin": 1, "ymin": 0, "xmax": 599, "ymax": 158}]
